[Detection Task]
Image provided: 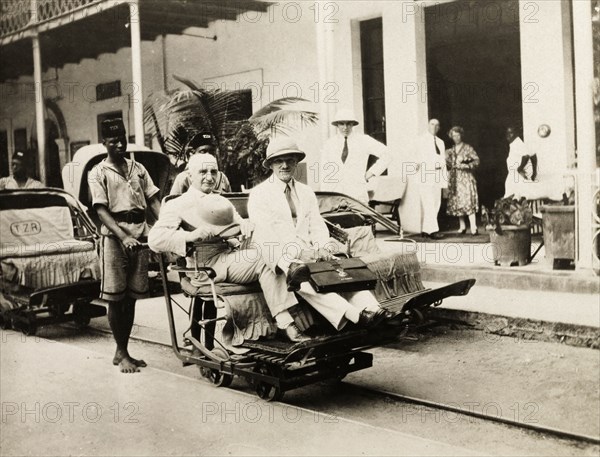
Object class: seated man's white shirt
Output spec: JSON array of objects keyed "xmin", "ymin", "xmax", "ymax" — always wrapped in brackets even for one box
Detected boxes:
[
  {"xmin": 248, "ymin": 176, "xmax": 332, "ymax": 273},
  {"xmin": 248, "ymin": 175, "xmax": 381, "ymax": 330},
  {"xmin": 0, "ymin": 177, "xmax": 44, "ymax": 190}
]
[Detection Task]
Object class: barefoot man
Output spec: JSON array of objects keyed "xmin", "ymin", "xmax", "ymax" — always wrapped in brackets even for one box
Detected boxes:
[{"xmin": 88, "ymin": 119, "xmax": 161, "ymax": 373}]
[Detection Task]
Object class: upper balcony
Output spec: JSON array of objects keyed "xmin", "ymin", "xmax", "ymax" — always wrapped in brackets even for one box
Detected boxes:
[{"xmin": 0, "ymin": 0, "xmax": 270, "ymax": 81}]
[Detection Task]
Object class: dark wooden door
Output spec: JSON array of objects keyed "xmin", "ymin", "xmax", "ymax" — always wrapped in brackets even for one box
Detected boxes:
[{"xmin": 360, "ymin": 18, "xmax": 386, "ymax": 145}]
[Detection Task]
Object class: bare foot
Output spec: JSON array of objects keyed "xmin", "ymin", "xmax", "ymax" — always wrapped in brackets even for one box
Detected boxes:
[
  {"xmin": 131, "ymin": 357, "xmax": 147, "ymax": 367},
  {"xmin": 118, "ymin": 357, "xmax": 140, "ymax": 374},
  {"xmin": 113, "ymin": 354, "xmax": 147, "ymax": 367}
]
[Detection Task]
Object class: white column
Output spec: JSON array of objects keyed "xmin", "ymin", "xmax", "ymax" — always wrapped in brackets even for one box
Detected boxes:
[
  {"xmin": 129, "ymin": 0, "xmax": 144, "ymax": 145},
  {"xmin": 324, "ymin": 15, "xmax": 336, "ymax": 138},
  {"xmin": 32, "ymin": 32, "xmax": 46, "ymax": 184},
  {"xmin": 519, "ymin": 0, "xmax": 575, "ymax": 173},
  {"xmin": 315, "ymin": 10, "xmax": 330, "ymax": 144},
  {"xmin": 572, "ymin": 0, "xmax": 597, "ymax": 270},
  {"xmin": 384, "ymin": 2, "xmax": 428, "ymax": 233}
]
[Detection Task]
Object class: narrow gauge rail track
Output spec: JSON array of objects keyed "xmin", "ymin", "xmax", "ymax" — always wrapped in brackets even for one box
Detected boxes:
[
  {"xmin": 341, "ymin": 382, "xmax": 600, "ymax": 446},
  {"xmin": 87, "ymin": 325, "xmax": 600, "ymax": 447}
]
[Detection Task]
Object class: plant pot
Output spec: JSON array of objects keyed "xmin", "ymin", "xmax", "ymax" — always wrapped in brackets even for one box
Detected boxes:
[
  {"xmin": 540, "ymin": 205, "xmax": 575, "ymax": 270},
  {"xmin": 488, "ymin": 225, "xmax": 531, "ymax": 267}
]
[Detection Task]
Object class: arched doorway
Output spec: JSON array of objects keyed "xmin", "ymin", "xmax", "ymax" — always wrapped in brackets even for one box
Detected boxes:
[{"xmin": 44, "ymin": 100, "xmax": 69, "ymax": 188}]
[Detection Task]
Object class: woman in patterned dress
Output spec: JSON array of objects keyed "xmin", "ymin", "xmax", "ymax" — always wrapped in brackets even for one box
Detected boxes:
[{"xmin": 445, "ymin": 126, "xmax": 480, "ymax": 235}]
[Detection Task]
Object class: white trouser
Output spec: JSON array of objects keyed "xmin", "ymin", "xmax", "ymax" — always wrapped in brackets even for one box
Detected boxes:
[
  {"xmin": 419, "ymin": 184, "xmax": 442, "ymax": 234},
  {"xmin": 205, "ymin": 249, "xmax": 297, "ymax": 316},
  {"xmin": 297, "ymin": 283, "xmax": 380, "ymax": 331}
]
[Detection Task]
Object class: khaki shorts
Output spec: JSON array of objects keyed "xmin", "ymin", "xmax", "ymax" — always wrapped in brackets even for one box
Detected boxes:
[{"xmin": 100, "ymin": 236, "xmax": 149, "ymax": 302}]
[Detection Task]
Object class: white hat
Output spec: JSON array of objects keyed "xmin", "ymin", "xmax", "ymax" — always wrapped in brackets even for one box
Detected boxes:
[
  {"xmin": 262, "ymin": 137, "xmax": 306, "ymax": 169},
  {"xmin": 331, "ymin": 109, "xmax": 359, "ymax": 126}
]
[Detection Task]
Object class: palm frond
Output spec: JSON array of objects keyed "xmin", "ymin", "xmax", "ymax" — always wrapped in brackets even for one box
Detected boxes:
[
  {"xmin": 143, "ymin": 78, "xmax": 318, "ymax": 189},
  {"xmin": 249, "ymin": 97, "xmax": 310, "ymax": 120},
  {"xmin": 172, "ymin": 74, "xmax": 204, "ymax": 92},
  {"xmin": 250, "ymin": 109, "xmax": 319, "ymax": 139}
]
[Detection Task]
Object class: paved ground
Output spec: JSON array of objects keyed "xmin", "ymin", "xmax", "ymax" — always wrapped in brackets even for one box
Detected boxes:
[
  {"xmin": 80, "ymin": 290, "xmax": 600, "ymax": 438},
  {"xmin": 2, "ymin": 324, "xmax": 598, "ymax": 456},
  {"xmin": 2, "ymin": 241, "xmax": 598, "ymax": 456},
  {"xmin": 0, "ymin": 331, "xmax": 481, "ymax": 457}
]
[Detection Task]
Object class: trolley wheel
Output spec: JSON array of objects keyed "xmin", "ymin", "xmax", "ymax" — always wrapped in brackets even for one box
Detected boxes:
[
  {"xmin": 12, "ymin": 314, "xmax": 37, "ymax": 336},
  {"xmin": 405, "ymin": 308, "xmax": 424, "ymax": 325},
  {"xmin": 254, "ymin": 365, "xmax": 284, "ymax": 402},
  {"xmin": 200, "ymin": 348, "xmax": 233, "ymax": 388},
  {"xmin": 322, "ymin": 355, "xmax": 352, "ymax": 385},
  {"xmin": 72, "ymin": 303, "xmax": 91, "ymax": 329},
  {"xmin": 0, "ymin": 313, "xmax": 11, "ymax": 330}
]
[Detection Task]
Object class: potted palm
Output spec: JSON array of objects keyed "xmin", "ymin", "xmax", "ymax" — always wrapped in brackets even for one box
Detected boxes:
[
  {"xmin": 144, "ymin": 75, "xmax": 318, "ymax": 190},
  {"xmin": 482, "ymin": 196, "xmax": 533, "ymax": 266}
]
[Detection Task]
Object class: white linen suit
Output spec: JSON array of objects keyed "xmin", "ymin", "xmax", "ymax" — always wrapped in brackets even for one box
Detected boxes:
[
  {"xmin": 248, "ymin": 176, "xmax": 380, "ymax": 330},
  {"xmin": 319, "ymin": 132, "xmax": 391, "ymax": 203},
  {"xmin": 415, "ymin": 133, "xmax": 448, "ymax": 234},
  {"xmin": 148, "ymin": 187, "xmax": 297, "ymax": 316}
]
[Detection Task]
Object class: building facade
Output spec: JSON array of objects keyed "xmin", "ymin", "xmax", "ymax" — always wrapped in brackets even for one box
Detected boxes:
[{"xmin": 1, "ymin": 0, "xmax": 598, "ymax": 269}]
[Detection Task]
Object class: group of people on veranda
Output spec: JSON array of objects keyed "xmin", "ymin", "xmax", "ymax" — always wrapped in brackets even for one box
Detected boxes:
[{"xmin": 413, "ymin": 121, "xmax": 538, "ymax": 239}]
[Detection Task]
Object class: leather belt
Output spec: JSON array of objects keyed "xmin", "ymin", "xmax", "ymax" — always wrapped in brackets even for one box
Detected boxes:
[{"xmin": 111, "ymin": 210, "xmax": 145, "ymax": 224}]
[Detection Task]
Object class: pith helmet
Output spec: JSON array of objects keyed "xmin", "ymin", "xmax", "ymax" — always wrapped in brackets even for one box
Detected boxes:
[
  {"xmin": 262, "ymin": 137, "xmax": 306, "ymax": 169},
  {"xmin": 197, "ymin": 194, "xmax": 240, "ymax": 238},
  {"xmin": 331, "ymin": 109, "xmax": 359, "ymax": 126}
]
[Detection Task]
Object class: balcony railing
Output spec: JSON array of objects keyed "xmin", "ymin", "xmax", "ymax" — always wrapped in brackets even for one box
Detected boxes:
[{"xmin": 1, "ymin": 0, "xmax": 104, "ymax": 40}]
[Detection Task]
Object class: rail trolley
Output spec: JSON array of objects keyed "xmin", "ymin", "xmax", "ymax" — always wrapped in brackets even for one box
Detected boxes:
[
  {"xmin": 0, "ymin": 188, "xmax": 106, "ymax": 335},
  {"xmin": 157, "ymin": 191, "xmax": 476, "ymax": 401}
]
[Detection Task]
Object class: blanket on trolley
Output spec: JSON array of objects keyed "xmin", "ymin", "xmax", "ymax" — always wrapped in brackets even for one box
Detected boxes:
[{"xmin": 1, "ymin": 205, "xmax": 100, "ymax": 291}]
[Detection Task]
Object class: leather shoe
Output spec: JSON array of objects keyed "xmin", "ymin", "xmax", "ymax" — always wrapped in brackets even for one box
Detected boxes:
[
  {"xmin": 283, "ymin": 323, "xmax": 311, "ymax": 343},
  {"xmin": 357, "ymin": 308, "xmax": 388, "ymax": 328},
  {"xmin": 421, "ymin": 232, "xmax": 444, "ymax": 240},
  {"xmin": 286, "ymin": 262, "xmax": 310, "ymax": 292}
]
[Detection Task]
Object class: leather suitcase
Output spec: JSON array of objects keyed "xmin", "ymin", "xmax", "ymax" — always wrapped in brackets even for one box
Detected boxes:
[{"xmin": 306, "ymin": 258, "xmax": 377, "ymax": 294}]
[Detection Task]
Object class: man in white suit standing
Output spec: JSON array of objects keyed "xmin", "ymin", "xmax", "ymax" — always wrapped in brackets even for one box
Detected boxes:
[
  {"xmin": 248, "ymin": 137, "xmax": 390, "ymax": 335},
  {"xmin": 320, "ymin": 109, "xmax": 391, "ymax": 203},
  {"xmin": 416, "ymin": 119, "xmax": 447, "ymax": 239}
]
